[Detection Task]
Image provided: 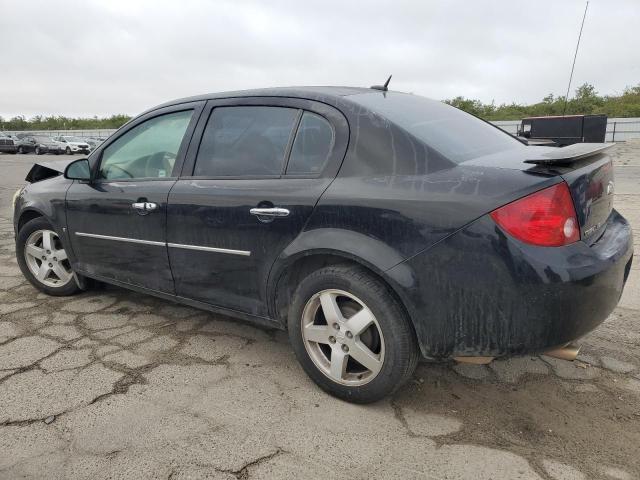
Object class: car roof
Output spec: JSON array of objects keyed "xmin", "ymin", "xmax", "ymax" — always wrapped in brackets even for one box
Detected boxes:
[{"xmin": 150, "ymin": 86, "xmax": 373, "ymax": 112}]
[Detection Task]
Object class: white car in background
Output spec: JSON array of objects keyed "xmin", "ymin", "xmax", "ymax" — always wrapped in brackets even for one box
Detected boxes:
[{"xmin": 53, "ymin": 136, "xmax": 91, "ymax": 155}]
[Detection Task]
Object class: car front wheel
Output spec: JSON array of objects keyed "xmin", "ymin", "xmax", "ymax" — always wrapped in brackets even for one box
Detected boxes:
[
  {"xmin": 16, "ymin": 217, "xmax": 80, "ymax": 296},
  {"xmin": 65, "ymin": 147, "xmax": 71, "ymax": 155},
  {"xmin": 288, "ymin": 264, "xmax": 419, "ymax": 403}
]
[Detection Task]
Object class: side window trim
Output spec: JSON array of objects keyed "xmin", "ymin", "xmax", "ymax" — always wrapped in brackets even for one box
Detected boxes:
[
  {"xmin": 281, "ymin": 109, "xmax": 304, "ymax": 175},
  {"xmin": 90, "ymin": 101, "xmax": 205, "ymax": 182}
]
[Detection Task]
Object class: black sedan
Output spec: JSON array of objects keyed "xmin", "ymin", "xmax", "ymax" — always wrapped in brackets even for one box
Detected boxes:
[
  {"xmin": 12, "ymin": 86, "xmax": 633, "ymax": 403},
  {"xmin": 17, "ymin": 135, "xmax": 64, "ymax": 155}
]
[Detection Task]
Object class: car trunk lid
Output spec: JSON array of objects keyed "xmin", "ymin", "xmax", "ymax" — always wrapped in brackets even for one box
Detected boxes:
[{"xmin": 465, "ymin": 143, "xmax": 616, "ymax": 245}]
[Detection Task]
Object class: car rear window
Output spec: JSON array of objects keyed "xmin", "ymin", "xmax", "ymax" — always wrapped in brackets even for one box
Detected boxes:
[
  {"xmin": 194, "ymin": 106, "xmax": 298, "ymax": 177},
  {"xmin": 349, "ymin": 92, "xmax": 524, "ymax": 164}
]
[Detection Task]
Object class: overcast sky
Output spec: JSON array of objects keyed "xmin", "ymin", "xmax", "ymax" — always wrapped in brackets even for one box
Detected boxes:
[{"xmin": 1, "ymin": 0, "xmax": 638, "ymax": 118}]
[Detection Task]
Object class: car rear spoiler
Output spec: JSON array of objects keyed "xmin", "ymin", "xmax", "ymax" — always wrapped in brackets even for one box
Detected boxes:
[{"xmin": 524, "ymin": 143, "xmax": 614, "ymax": 166}]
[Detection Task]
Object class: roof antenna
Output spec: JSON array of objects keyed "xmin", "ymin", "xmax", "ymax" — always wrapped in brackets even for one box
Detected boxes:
[{"xmin": 371, "ymin": 75, "xmax": 392, "ymax": 92}]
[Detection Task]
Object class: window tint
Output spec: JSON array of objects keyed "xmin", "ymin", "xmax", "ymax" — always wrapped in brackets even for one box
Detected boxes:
[
  {"xmin": 99, "ymin": 110, "xmax": 192, "ymax": 180},
  {"xmin": 350, "ymin": 92, "xmax": 524, "ymax": 164},
  {"xmin": 194, "ymin": 106, "xmax": 298, "ymax": 177},
  {"xmin": 286, "ymin": 112, "xmax": 334, "ymax": 175}
]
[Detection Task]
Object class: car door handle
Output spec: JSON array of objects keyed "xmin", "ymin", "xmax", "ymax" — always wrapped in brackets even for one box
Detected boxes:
[
  {"xmin": 132, "ymin": 202, "xmax": 158, "ymax": 214},
  {"xmin": 249, "ymin": 207, "xmax": 290, "ymax": 217}
]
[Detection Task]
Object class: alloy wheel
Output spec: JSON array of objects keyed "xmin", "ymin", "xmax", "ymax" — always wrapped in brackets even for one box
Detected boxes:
[
  {"xmin": 301, "ymin": 289, "xmax": 385, "ymax": 386},
  {"xmin": 23, "ymin": 229, "xmax": 73, "ymax": 287}
]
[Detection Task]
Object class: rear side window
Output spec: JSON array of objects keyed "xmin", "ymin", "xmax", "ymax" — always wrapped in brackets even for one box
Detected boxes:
[
  {"xmin": 286, "ymin": 112, "xmax": 334, "ymax": 175},
  {"xmin": 350, "ymin": 92, "xmax": 524, "ymax": 164},
  {"xmin": 194, "ymin": 106, "xmax": 298, "ymax": 177}
]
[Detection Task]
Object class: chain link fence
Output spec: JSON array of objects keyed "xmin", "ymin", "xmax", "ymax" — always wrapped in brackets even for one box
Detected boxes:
[{"xmin": 4, "ymin": 118, "xmax": 640, "ymax": 143}]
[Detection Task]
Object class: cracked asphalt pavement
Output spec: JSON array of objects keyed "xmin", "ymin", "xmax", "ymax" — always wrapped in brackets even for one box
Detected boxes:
[{"xmin": 0, "ymin": 144, "xmax": 639, "ymax": 480}]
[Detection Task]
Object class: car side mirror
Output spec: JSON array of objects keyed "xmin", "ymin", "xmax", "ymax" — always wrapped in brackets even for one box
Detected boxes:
[{"xmin": 64, "ymin": 158, "xmax": 91, "ymax": 181}]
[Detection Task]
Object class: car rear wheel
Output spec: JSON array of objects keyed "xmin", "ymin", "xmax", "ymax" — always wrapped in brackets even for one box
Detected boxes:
[
  {"xmin": 16, "ymin": 217, "xmax": 80, "ymax": 296},
  {"xmin": 17, "ymin": 146, "xmax": 24, "ymax": 154},
  {"xmin": 35, "ymin": 146, "xmax": 41, "ymax": 155},
  {"xmin": 288, "ymin": 264, "xmax": 419, "ymax": 403},
  {"xmin": 66, "ymin": 147, "xmax": 71, "ymax": 155}
]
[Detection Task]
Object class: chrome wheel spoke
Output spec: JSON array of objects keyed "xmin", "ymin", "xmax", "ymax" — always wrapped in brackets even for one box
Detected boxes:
[
  {"xmin": 52, "ymin": 263, "xmax": 72, "ymax": 283},
  {"xmin": 319, "ymin": 291, "xmax": 343, "ymax": 324},
  {"xmin": 42, "ymin": 231, "xmax": 53, "ymax": 251},
  {"xmin": 52, "ymin": 249, "xmax": 67, "ymax": 261},
  {"xmin": 25, "ymin": 244, "xmax": 44, "ymax": 259},
  {"xmin": 304, "ymin": 324, "xmax": 332, "ymax": 345},
  {"xmin": 349, "ymin": 341, "xmax": 383, "ymax": 374},
  {"xmin": 37, "ymin": 263, "xmax": 50, "ymax": 281},
  {"xmin": 329, "ymin": 347, "xmax": 348, "ymax": 381},
  {"xmin": 345, "ymin": 307, "xmax": 375, "ymax": 336}
]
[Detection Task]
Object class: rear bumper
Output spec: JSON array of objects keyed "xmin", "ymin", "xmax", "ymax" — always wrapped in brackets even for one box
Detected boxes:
[{"xmin": 388, "ymin": 209, "xmax": 634, "ymax": 358}]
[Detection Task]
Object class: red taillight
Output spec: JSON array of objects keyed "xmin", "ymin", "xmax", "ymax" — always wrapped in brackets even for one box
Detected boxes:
[{"xmin": 490, "ymin": 182, "xmax": 580, "ymax": 247}]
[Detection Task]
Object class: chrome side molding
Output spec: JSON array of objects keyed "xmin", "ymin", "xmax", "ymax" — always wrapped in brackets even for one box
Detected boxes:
[
  {"xmin": 74, "ymin": 232, "xmax": 251, "ymax": 256},
  {"xmin": 75, "ymin": 232, "xmax": 165, "ymax": 246},
  {"xmin": 167, "ymin": 243, "xmax": 250, "ymax": 256}
]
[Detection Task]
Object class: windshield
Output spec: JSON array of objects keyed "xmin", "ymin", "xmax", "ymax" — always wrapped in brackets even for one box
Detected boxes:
[{"xmin": 349, "ymin": 92, "xmax": 523, "ymax": 164}]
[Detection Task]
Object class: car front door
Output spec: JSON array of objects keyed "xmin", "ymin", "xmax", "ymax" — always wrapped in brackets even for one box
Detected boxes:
[
  {"xmin": 65, "ymin": 102, "xmax": 204, "ymax": 293},
  {"xmin": 167, "ymin": 97, "xmax": 349, "ymax": 316}
]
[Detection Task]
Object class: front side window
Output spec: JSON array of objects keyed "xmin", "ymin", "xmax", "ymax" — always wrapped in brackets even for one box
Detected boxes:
[
  {"xmin": 286, "ymin": 112, "xmax": 334, "ymax": 175},
  {"xmin": 98, "ymin": 110, "xmax": 193, "ymax": 180},
  {"xmin": 194, "ymin": 106, "xmax": 298, "ymax": 177}
]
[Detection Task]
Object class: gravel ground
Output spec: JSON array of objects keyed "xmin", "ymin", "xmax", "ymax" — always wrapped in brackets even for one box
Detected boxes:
[{"xmin": 0, "ymin": 145, "xmax": 638, "ymax": 480}]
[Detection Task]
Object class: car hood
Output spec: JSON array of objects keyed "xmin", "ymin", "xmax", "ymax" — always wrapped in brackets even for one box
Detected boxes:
[{"xmin": 25, "ymin": 158, "xmax": 76, "ymax": 183}]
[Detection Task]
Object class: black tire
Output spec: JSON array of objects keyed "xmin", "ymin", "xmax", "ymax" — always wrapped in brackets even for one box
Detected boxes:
[
  {"xmin": 17, "ymin": 146, "xmax": 24, "ymax": 154},
  {"xmin": 288, "ymin": 264, "xmax": 419, "ymax": 403},
  {"xmin": 16, "ymin": 217, "xmax": 81, "ymax": 296},
  {"xmin": 66, "ymin": 147, "xmax": 71, "ymax": 155},
  {"xmin": 35, "ymin": 147, "xmax": 41, "ymax": 155}
]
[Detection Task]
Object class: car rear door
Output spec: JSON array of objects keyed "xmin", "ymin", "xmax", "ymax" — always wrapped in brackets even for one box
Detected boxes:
[
  {"xmin": 65, "ymin": 102, "xmax": 204, "ymax": 293},
  {"xmin": 167, "ymin": 97, "xmax": 349, "ymax": 316}
]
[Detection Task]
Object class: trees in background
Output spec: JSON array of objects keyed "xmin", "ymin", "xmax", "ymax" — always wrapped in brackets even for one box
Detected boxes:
[
  {"xmin": 0, "ymin": 114, "xmax": 131, "ymax": 131},
  {"xmin": 445, "ymin": 83, "xmax": 640, "ymax": 120},
  {"xmin": 2, "ymin": 83, "xmax": 640, "ymax": 130}
]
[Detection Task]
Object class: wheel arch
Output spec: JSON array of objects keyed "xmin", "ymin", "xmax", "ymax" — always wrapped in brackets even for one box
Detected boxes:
[
  {"xmin": 17, "ymin": 208, "xmax": 46, "ymax": 233},
  {"xmin": 268, "ymin": 248, "xmax": 418, "ymax": 345}
]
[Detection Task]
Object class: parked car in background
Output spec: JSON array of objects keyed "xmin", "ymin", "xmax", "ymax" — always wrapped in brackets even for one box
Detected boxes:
[
  {"xmin": 85, "ymin": 137, "xmax": 105, "ymax": 151},
  {"xmin": 17, "ymin": 135, "xmax": 64, "ymax": 155},
  {"xmin": 53, "ymin": 136, "xmax": 91, "ymax": 155},
  {"xmin": 0, "ymin": 134, "xmax": 18, "ymax": 154},
  {"xmin": 12, "ymin": 86, "xmax": 633, "ymax": 403}
]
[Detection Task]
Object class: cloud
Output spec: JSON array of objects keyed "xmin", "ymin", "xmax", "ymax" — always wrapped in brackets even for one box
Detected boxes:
[{"xmin": 1, "ymin": 0, "xmax": 638, "ymax": 117}]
